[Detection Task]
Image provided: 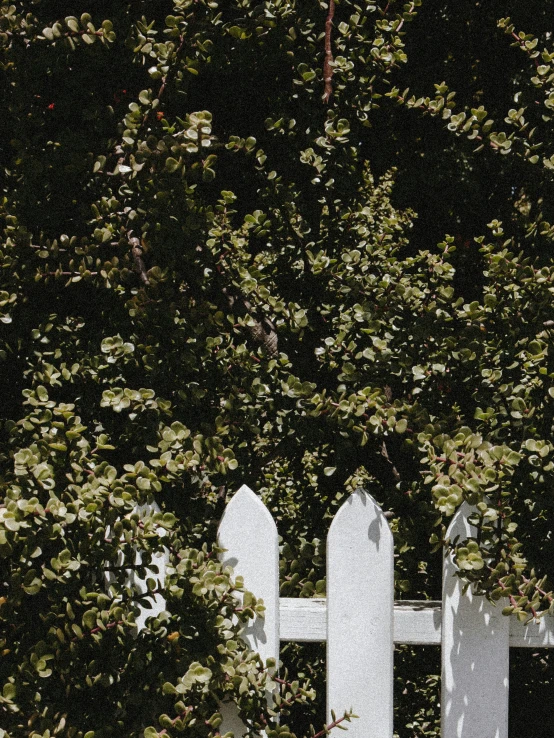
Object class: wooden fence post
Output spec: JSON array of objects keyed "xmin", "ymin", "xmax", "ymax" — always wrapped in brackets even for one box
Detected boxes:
[
  {"xmin": 442, "ymin": 502, "xmax": 509, "ymax": 738},
  {"xmin": 327, "ymin": 489, "xmax": 394, "ymax": 738},
  {"xmin": 217, "ymin": 484, "xmax": 280, "ymax": 735}
]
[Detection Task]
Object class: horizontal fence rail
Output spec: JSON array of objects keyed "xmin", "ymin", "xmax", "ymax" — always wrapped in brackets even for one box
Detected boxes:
[{"xmin": 278, "ymin": 597, "xmax": 554, "ymax": 647}]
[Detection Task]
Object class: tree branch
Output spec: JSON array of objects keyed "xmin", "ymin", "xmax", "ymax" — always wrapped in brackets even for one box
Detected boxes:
[
  {"xmin": 223, "ymin": 287, "xmax": 278, "ymax": 357},
  {"xmin": 128, "ymin": 232, "xmax": 150, "ymax": 286},
  {"xmin": 323, "ymin": 0, "xmax": 336, "ymax": 103}
]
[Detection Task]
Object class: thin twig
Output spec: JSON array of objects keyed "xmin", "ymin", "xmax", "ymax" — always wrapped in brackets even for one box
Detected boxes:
[
  {"xmin": 381, "ymin": 439, "xmax": 401, "ymax": 483},
  {"xmin": 313, "ymin": 713, "xmax": 350, "ymax": 738},
  {"xmin": 155, "ymin": 35, "xmax": 186, "ymax": 104}
]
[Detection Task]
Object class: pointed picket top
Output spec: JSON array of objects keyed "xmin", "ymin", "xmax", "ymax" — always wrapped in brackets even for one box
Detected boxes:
[
  {"xmin": 442, "ymin": 502, "xmax": 509, "ymax": 738},
  {"xmin": 327, "ymin": 489, "xmax": 394, "ymax": 738},
  {"xmin": 218, "ymin": 485, "xmax": 280, "ymax": 736}
]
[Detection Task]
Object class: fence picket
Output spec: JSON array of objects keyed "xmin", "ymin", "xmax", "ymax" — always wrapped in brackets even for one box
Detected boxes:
[
  {"xmin": 112, "ymin": 502, "xmax": 168, "ymax": 633},
  {"xmin": 217, "ymin": 484, "xmax": 280, "ymax": 735},
  {"xmin": 131, "ymin": 502, "xmax": 168, "ymax": 631},
  {"xmin": 327, "ymin": 489, "xmax": 394, "ymax": 738},
  {"xmin": 442, "ymin": 502, "xmax": 509, "ymax": 738}
]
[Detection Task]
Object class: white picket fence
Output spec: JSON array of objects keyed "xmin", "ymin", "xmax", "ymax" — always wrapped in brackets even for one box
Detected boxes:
[
  {"xmin": 139, "ymin": 485, "xmax": 554, "ymax": 737},
  {"xmin": 216, "ymin": 485, "xmax": 554, "ymax": 738}
]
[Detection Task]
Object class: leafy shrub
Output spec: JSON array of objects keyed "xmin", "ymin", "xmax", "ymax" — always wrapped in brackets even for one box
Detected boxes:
[{"xmin": 2, "ymin": 2, "xmax": 554, "ymax": 736}]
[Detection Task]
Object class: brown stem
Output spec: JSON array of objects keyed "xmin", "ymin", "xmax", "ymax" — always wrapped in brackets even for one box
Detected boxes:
[
  {"xmin": 222, "ymin": 287, "xmax": 278, "ymax": 357},
  {"xmin": 323, "ymin": 0, "xmax": 336, "ymax": 103},
  {"xmin": 128, "ymin": 232, "xmax": 150, "ymax": 285},
  {"xmin": 381, "ymin": 439, "xmax": 401, "ymax": 483},
  {"xmin": 510, "ymin": 31, "xmax": 540, "ymax": 68},
  {"xmin": 88, "ymin": 620, "xmax": 123, "ymax": 636},
  {"xmin": 111, "ymin": 32, "xmax": 187, "ymax": 173},
  {"xmin": 155, "ymin": 34, "xmax": 186, "ymax": 102},
  {"xmin": 158, "ymin": 705, "xmax": 194, "ymax": 735},
  {"xmin": 313, "ymin": 714, "xmax": 350, "ymax": 738},
  {"xmin": 522, "ymin": 576, "xmax": 553, "ymax": 603},
  {"xmin": 71, "ymin": 619, "xmax": 124, "ymax": 642}
]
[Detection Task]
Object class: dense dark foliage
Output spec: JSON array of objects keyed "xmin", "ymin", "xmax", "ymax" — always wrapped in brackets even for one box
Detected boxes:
[{"xmin": 1, "ymin": 1, "xmax": 554, "ymax": 736}]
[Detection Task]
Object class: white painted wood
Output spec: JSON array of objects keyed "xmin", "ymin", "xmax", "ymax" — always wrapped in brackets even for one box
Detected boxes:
[
  {"xmin": 280, "ymin": 598, "xmax": 327, "ymax": 642},
  {"xmin": 131, "ymin": 502, "xmax": 168, "ymax": 631},
  {"xmin": 393, "ymin": 601, "xmax": 442, "ymax": 645},
  {"xmin": 327, "ymin": 489, "xmax": 394, "ymax": 738},
  {"xmin": 218, "ymin": 484, "xmax": 280, "ymax": 659},
  {"xmin": 106, "ymin": 502, "xmax": 168, "ymax": 633},
  {"xmin": 218, "ymin": 702, "xmax": 252, "ymax": 736},
  {"xmin": 217, "ymin": 485, "xmax": 280, "ymax": 736},
  {"xmin": 510, "ymin": 616, "xmax": 554, "ymax": 647},
  {"xmin": 279, "ymin": 597, "xmax": 554, "ymax": 647},
  {"xmin": 279, "ymin": 598, "xmax": 442, "ymax": 645},
  {"xmin": 442, "ymin": 503, "xmax": 509, "ymax": 738}
]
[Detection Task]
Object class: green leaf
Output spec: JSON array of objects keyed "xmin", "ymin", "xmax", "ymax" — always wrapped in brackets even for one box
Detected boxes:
[
  {"xmin": 82, "ymin": 610, "xmax": 97, "ymax": 630},
  {"xmin": 165, "ymin": 157, "xmax": 181, "ymax": 173},
  {"xmin": 66, "ymin": 16, "xmax": 79, "ymax": 32},
  {"xmin": 395, "ymin": 418, "xmax": 408, "ymax": 433}
]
